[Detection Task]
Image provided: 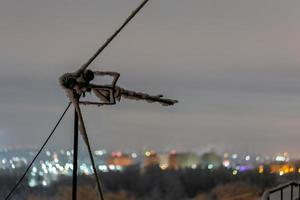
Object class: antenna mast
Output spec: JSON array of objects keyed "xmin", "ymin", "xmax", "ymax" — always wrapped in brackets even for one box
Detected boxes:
[{"xmin": 5, "ymin": 1, "xmax": 178, "ymax": 200}]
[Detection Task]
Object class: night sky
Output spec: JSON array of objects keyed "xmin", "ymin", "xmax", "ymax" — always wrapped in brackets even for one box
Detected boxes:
[{"xmin": 1, "ymin": 0, "xmax": 300, "ymax": 155}]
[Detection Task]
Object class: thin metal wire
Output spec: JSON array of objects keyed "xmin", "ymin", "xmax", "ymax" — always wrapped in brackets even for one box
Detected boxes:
[{"xmin": 4, "ymin": 103, "xmax": 72, "ymax": 200}]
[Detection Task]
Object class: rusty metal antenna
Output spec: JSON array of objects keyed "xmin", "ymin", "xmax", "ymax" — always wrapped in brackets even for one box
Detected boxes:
[
  {"xmin": 60, "ymin": 1, "xmax": 161, "ymax": 200},
  {"xmin": 60, "ymin": 0, "xmax": 174, "ymax": 200},
  {"xmin": 4, "ymin": 1, "xmax": 177, "ymax": 200},
  {"xmin": 60, "ymin": 0, "xmax": 177, "ymax": 198}
]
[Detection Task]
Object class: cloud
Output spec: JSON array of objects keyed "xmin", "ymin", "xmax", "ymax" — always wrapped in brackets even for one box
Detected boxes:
[{"xmin": 1, "ymin": 0, "xmax": 300, "ymax": 154}]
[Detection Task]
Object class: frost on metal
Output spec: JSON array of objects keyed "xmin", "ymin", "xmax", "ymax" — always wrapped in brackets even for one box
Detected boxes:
[
  {"xmin": 59, "ymin": 69, "xmax": 178, "ymax": 144},
  {"xmin": 57, "ymin": 1, "xmax": 177, "ymax": 197},
  {"xmin": 116, "ymin": 87, "xmax": 178, "ymax": 106},
  {"xmin": 60, "ymin": 70, "xmax": 178, "ymax": 107}
]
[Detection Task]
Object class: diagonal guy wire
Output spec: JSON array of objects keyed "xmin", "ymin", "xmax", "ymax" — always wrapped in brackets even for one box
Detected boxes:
[{"xmin": 5, "ymin": 103, "xmax": 72, "ymax": 200}]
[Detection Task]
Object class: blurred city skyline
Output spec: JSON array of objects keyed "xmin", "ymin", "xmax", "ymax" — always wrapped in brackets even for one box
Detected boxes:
[{"xmin": 1, "ymin": 0, "xmax": 300, "ymax": 155}]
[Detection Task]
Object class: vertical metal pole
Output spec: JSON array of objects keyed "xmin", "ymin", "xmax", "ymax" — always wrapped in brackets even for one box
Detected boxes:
[
  {"xmin": 291, "ymin": 185, "xmax": 294, "ymax": 200},
  {"xmin": 72, "ymin": 108, "xmax": 79, "ymax": 200},
  {"xmin": 298, "ymin": 185, "xmax": 300, "ymax": 200},
  {"xmin": 281, "ymin": 189, "xmax": 283, "ymax": 200}
]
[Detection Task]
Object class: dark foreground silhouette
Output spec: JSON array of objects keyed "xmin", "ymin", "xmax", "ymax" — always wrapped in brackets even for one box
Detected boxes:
[{"xmin": 1, "ymin": 165, "xmax": 297, "ymax": 200}]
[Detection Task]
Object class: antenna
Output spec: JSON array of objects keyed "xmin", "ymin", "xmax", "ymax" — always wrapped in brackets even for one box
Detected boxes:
[{"xmin": 5, "ymin": 1, "xmax": 178, "ymax": 199}]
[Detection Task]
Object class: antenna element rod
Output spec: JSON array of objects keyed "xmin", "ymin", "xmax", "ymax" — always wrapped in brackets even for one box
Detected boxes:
[{"xmin": 79, "ymin": 0, "xmax": 150, "ymax": 72}]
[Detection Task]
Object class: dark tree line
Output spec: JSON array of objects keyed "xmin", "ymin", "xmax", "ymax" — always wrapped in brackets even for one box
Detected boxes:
[{"xmin": 0, "ymin": 165, "xmax": 292, "ymax": 200}]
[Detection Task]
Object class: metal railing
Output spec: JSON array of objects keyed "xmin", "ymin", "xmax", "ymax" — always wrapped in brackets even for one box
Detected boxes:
[{"xmin": 262, "ymin": 181, "xmax": 300, "ymax": 200}]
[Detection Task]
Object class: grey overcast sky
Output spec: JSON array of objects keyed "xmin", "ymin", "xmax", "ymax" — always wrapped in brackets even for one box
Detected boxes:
[{"xmin": 1, "ymin": 0, "xmax": 300, "ymax": 155}]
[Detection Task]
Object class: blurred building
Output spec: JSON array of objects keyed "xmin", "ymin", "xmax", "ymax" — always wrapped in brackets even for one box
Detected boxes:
[
  {"xmin": 176, "ymin": 152, "xmax": 200, "ymax": 169},
  {"xmin": 201, "ymin": 151, "xmax": 222, "ymax": 169},
  {"xmin": 167, "ymin": 151, "xmax": 200, "ymax": 170},
  {"xmin": 143, "ymin": 150, "xmax": 160, "ymax": 168},
  {"xmin": 269, "ymin": 162, "xmax": 295, "ymax": 175},
  {"xmin": 158, "ymin": 153, "xmax": 169, "ymax": 170},
  {"xmin": 106, "ymin": 152, "xmax": 134, "ymax": 167}
]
